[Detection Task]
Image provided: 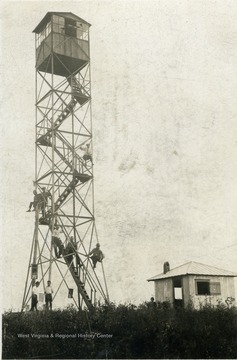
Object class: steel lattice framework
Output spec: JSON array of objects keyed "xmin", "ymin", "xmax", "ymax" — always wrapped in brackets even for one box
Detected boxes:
[{"xmin": 22, "ymin": 12, "xmax": 109, "ymax": 311}]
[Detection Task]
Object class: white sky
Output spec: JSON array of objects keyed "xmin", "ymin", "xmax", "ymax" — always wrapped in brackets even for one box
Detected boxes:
[{"xmin": 1, "ymin": 0, "xmax": 237, "ymax": 311}]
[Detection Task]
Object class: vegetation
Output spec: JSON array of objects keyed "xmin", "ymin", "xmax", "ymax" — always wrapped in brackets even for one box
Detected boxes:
[{"xmin": 2, "ymin": 302, "xmax": 237, "ymax": 359}]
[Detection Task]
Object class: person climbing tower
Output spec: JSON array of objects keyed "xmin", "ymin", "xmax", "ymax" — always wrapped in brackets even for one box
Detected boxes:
[
  {"xmin": 52, "ymin": 226, "xmax": 64, "ymax": 258},
  {"xmin": 26, "ymin": 187, "xmax": 51, "ymax": 217},
  {"xmin": 65, "ymin": 236, "xmax": 77, "ymax": 271},
  {"xmin": 41, "ymin": 187, "xmax": 51, "ymax": 217},
  {"xmin": 80, "ymin": 143, "xmax": 93, "ymax": 165},
  {"xmin": 89, "ymin": 243, "xmax": 104, "ymax": 269}
]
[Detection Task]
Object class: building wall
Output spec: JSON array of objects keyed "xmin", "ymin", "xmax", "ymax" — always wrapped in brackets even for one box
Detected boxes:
[
  {"xmin": 184, "ymin": 275, "xmax": 235, "ymax": 309},
  {"xmin": 53, "ymin": 33, "xmax": 89, "ymax": 59},
  {"xmin": 153, "ymin": 275, "xmax": 235, "ymax": 309},
  {"xmin": 36, "ymin": 35, "xmax": 51, "ymax": 68},
  {"xmin": 182, "ymin": 275, "xmax": 190, "ymax": 307},
  {"xmin": 154, "ymin": 278, "xmax": 173, "ymax": 304},
  {"xmin": 36, "ymin": 34, "xmax": 89, "ymax": 70}
]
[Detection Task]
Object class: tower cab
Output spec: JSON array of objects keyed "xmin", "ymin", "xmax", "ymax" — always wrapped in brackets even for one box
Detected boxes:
[{"xmin": 33, "ymin": 12, "xmax": 91, "ymax": 76}]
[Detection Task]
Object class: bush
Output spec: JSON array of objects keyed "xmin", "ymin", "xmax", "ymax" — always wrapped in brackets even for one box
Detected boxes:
[{"xmin": 2, "ymin": 303, "xmax": 237, "ymax": 359}]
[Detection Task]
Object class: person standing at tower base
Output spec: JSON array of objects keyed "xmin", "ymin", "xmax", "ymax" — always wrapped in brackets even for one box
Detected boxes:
[
  {"xmin": 30, "ymin": 281, "xmax": 40, "ymax": 311},
  {"xmin": 45, "ymin": 280, "xmax": 53, "ymax": 310}
]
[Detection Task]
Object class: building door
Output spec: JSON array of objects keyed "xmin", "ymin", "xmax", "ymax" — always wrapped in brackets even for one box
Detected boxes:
[{"xmin": 173, "ymin": 277, "xmax": 183, "ymax": 307}]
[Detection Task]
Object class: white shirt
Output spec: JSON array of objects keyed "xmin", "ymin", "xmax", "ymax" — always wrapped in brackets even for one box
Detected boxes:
[
  {"xmin": 45, "ymin": 285, "xmax": 53, "ymax": 295},
  {"xmin": 53, "ymin": 229, "xmax": 61, "ymax": 238},
  {"xmin": 32, "ymin": 285, "xmax": 40, "ymax": 296},
  {"xmin": 81, "ymin": 145, "xmax": 92, "ymax": 156}
]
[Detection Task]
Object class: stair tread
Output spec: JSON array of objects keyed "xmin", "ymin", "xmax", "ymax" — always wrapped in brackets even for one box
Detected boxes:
[{"xmin": 61, "ymin": 251, "xmax": 93, "ymax": 308}]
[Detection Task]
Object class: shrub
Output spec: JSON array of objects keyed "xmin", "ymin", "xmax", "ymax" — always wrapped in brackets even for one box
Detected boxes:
[{"xmin": 2, "ymin": 303, "xmax": 237, "ymax": 359}]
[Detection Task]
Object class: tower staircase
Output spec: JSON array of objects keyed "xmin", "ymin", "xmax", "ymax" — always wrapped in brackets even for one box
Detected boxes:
[
  {"xmin": 62, "ymin": 249, "xmax": 95, "ymax": 310},
  {"xmin": 37, "ymin": 76, "xmax": 95, "ymax": 307},
  {"xmin": 37, "ymin": 79, "xmax": 92, "ymax": 221},
  {"xmin": 37, "ymin": 75, "xmax": 89, "ymax": 144},
  {"xmin": 67, "ymin": 76, "xmax": 90, "ymax": 106}
]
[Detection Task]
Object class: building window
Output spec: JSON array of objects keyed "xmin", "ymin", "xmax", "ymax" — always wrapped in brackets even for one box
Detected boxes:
[
  {"xmin": 196, "ymin": 281, "xmax": 210, "ymax": 295},
  {"xmin": 210, "ymin": 282, "xmax": 221, "ymax": 295},
  {"xmin": 52, "ymin": 15, "xmax": 65, "ymax": 35},
  {"xmin": 36, "ymin": 22, "xmax": 51, "ymax": 48},
  {"xmin": 196, "ymin": 280, "xmax": 221, "ymax": 295},
  {"xmin": 65, "ymin": 18, "xmax": 77, "ymax": 37},
  {"xmin": 76, "ymin": 22, "xmax": 83, "ymax": 39}
]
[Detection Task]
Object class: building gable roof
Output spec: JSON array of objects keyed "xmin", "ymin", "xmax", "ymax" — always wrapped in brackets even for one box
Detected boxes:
[
  {"xmin": 147, "ymin": 261, "xmax": 237, "ymax": 281},
  {"xmin": 33, "ymin": 12, "xmax": 91, "ymax": 34}
]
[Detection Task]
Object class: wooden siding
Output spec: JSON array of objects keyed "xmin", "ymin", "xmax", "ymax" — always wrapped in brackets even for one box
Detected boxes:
[
  {"xmin": 153, "ymin": 275, "xmax": 235, "ymax": 309},
  {"xmin": 36, "ymin": 35, "xmax": 51, "ymax": 69},
  {"xmin": 182, "ymin": 275, "xmax": 190, "ymax": 307},
  {"xmin": 186, "ymin": 275, "xmax": 235, "ymax": 309},
  {"xmin": 154, "ymin": 278, "xmax": 173, "ymax": 304},
  {"xmin": 52, "ymin": 33, "xmax": 89, "ymax": 60},
  {"xmin": 36, "ymin": 34, "xmax": 89, "ymax": 71}
]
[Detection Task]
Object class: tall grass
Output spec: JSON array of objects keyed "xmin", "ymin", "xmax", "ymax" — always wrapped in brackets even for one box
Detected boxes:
[{"xmin": 2, "ymin": 302, "xmax": 237, "ymax": 359}]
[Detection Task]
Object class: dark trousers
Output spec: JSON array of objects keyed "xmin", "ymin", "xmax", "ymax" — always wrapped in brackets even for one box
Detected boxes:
[
  {"xmin": 52, "ymin": 237, "xmax": 63, "ymax": 258},
  {"xmin": 90, "ymin": 255, "xmax": 101, "ymax": 268},
  {"xmin": 67, "ymin": 254, "xmax": 75, "ymax": 270},
  {"xmin": 45, "ymin": 294, "xmax": 52, "ymax": 310},
  {"xmin": 29, "ymin": 202, "xmax": 35, "ymax": 211},
  {"xmin": 30, "ymin": 294, "xmax": 38, "ymax": 311},
  {"xmin": 83, "ymin": 154, "xmax": 93, "ymax": 163},
  {"xmin": 41, "ymin": 202, "xmax": 47, "ymax": 218}
]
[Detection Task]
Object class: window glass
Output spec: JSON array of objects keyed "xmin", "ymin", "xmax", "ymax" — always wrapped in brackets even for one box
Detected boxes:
[
  {"xmin": 36, "ymin": 33, "xmax": 40, "ymax": 47},
  {"xmin": 40, "ymin": 32, "xmax": 44, "ymax": 43},
  {"xmin": 196, "ymin": 280, "xmax": 221, "ymax": 295},
  {"xmin": 52, "ymin": 15, "xmax": 59, "ymax": 23},
  {"xmin": 45, "ymin": 22, "xmax": 51, "ymax": 37},
  {"xmin": 52, "ymin": 15, "xmax": 64, "ymax": 34},
  {"xmin": 77, "ymin": 28, "xmax": 83, "ymax": 39},
  {"xmin": 58, "ymin": 16, "xmax": 64, "ymax": 26},
  {"xmin": 79, "ymin": 23, "xmax": 89, "ymax": 41},
  {"xmin": 36, "ymin": 21, "xmax": 51, "ymax": 48},
  {"xmin": 53, "ymin": 23, "xmax": 59, "ymax": 33}
]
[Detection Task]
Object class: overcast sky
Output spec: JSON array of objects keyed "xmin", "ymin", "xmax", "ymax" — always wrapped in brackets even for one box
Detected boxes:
[{"xmin": 1, "ymin": 0, "xmax": 237, "ymax": 311}]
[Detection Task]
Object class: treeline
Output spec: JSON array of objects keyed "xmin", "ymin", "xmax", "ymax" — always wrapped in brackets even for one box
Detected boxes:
[{"xmin": 2, "ymin": 302, "xmax": 237, "ymax": 359}]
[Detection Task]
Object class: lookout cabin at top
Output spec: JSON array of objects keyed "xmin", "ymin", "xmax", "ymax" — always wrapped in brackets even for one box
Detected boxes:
[{"xmin": 33, "ymin": 12, "xmax": 91, "ymax": 77}]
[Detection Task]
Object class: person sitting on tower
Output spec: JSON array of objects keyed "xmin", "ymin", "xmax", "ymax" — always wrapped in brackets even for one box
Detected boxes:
[
  {"xmin": 89, "ymin": 243, "xmax": 104, "ymax": 269},
  {"xmin": 80, "ymin": 143, "xmax": 93, "ymax": 165},
  {"xmin": 26, "ymin": 190, "xmax": 42, "ymax": 212},
  {"xmin": 26, "ymin": 188, "xmax": 51, "ymax": 217},
  {"xmin": 65, "ymin": 236, "xmax": 77, "ymax": 272},
  {"xmin": 41, "ymin": 187, "xmax": 51, "ymax": 218},
  {"xmin": 52, "ymin": 226, "xmax": 64, "ymax": 258}
]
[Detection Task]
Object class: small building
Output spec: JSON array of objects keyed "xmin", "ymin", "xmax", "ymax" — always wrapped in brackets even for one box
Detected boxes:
[
  {"xmin": 33, "ymin": 12, "xmax": 91, "ymax": 77},
  {"xmin": 147, "ymin": 261, "xmax": 237, "ymax": 309}
]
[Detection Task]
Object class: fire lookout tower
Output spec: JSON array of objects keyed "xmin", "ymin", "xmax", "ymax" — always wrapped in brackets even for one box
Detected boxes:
[{"xmin": 22, "ymin": 12, "xmax": 109, "ymax": 311}]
